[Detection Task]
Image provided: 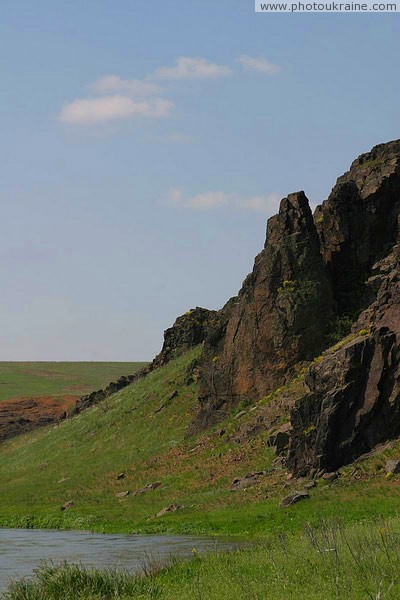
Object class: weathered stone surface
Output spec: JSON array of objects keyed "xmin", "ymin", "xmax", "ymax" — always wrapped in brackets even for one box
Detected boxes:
[
  {"xmin": 288, "ymin": 259, "xmax": 400, "ymax": 475},
  {"xmin": 115, "ymin": 491, "xmax": 130, "ymax": 498},
  {"xmin": 134, "ymin": 481, "xmax": 161, "ymax": 495},
  {"xmin": 267, "ymin": 422, "xmax": 291, "ymax": 454},
  {"xmin": 322, "ymin": 472, "xmax": 340, "ymax": 483},
  {"xmin": 280, "ymin": 490, "xmax": 309, "ymax": 507},
  {"xmin": 230, "ymin": 472, "xmax": 265, "ymax": 491},
  {"xmin": 153, "ymin": 307, "xmax": 215, "ymax": 368},
  {"xmin": 385, "ymin": 460, "xmax": 400, "ymax": 474},
  {"xmin": 303, "ymin": 480, "xmax": 317, "ymax": 490},
  {"xmin": 194, "ymin": 192, "xmax": 334, "ymax": 431},
  {"xmin": 155, "ymin": 504, "xmax": 183, "ymax": 517},
  {"xmin": 286, "ymin": 141, "xmax": 400, "ymax": 475}
]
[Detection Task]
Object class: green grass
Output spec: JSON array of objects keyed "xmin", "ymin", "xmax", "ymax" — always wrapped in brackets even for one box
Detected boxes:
[
  {"xmin": 4, "ymin": 348, "xmax": 400, "ymax": 598},
  {"xmin": 5, "ymin": 520, "xmax": 400, "ymax": 599},
  {"xmin": 0, "ymin": 362, "xmax": 146, "ymax": 403},
  {"xmin": 1, "ymin": 346, "xmax": 400, "ymax": 538}
]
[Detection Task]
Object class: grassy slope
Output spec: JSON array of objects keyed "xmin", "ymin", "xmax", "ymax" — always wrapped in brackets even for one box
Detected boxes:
[
  {"xmin": 0, "ymin": 362, "xmax": 146, "ymax": 403},
  {"xmin": 1, "ymin": 346, "xmax": 400, "ymax": 538}
]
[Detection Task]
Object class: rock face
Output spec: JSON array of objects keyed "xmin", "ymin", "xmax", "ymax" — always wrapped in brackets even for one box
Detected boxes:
[
  {"xmin": 194, "ymin": 192, "xmax": 334, "ymax": 430},
  {"xmin": 287, "ymin": 141, "xmax": 400, "ymax": 475},
  {"xmin": 315, "ymin": 140, "xmax": 400, "ymax": 313},
  {"xmin": 188, "ymin": 139, "xmax": 400, "ymax": 474},
  {"xmin": 288, "ymin": 246, "xmax": 400, "ymax": 474}
]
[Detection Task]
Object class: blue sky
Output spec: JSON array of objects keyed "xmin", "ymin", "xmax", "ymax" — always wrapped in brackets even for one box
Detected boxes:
[{"xmin": 0, "ymin": 1, "xmax": 399, "ymax": 360}]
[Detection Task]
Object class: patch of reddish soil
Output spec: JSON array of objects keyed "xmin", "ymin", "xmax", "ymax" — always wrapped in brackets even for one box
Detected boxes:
[{"xmin": 0, "ymin": 395, "xmax": 78, "ymax": 443}]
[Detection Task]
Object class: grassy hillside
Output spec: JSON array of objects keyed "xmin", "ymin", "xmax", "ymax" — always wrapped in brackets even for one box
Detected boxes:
[
  {"xmin": 1, "ymin": 346, "xmax": 400, "ymax": 538},
  {"xmin": 0, "ymin": 362, "xmax": 146, "ymax": 403}
]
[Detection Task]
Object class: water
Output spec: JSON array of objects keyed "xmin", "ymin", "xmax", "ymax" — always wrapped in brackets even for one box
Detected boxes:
[{"xmin": 0, "ymin": 528, "xmax": 235, "ymax": 592}]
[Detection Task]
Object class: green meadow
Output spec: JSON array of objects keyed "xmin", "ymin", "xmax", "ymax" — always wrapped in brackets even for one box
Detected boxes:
[{"xmin": 0, "ymin": 362, "xmax": 146, "ymax": 402}]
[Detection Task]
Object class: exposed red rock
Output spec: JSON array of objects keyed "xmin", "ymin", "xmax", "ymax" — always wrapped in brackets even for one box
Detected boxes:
[{"xmin": 0, "ymin": 395, "xmax": 77, "ymax": 443}]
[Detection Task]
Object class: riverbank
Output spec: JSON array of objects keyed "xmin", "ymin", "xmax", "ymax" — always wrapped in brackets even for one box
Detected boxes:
[
  {"xmin": 0, "ymin": 528, "xmax": 236, "ymax": 595},
  {"xmin": 4, "ymin": 519, "xmax": 400, "ymax": 599}
]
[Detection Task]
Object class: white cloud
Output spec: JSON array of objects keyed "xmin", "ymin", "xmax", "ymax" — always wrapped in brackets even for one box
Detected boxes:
[
  {"xmin": 154, "ymin": 57, "xmax": 232, "ymax": 80},
  {"xmin": 58, "ymin": 95, "xmax": 173, "ymax": 124},
  {"xmin": 236, "ymin": 55, "xmax": 281, "ymax": 75},
  {"xmin": 91, "ymin": 75, "xmax": 161, "ymax": 96},
  {"xmin": 168, "ymin": 188, "xmax": 229, "ymax": 208},
  {"xmin": 167, "ymin": 188, "xmax": 281, "ymax": 211}
]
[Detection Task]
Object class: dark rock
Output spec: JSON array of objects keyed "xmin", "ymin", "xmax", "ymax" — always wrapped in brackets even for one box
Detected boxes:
[
  {"xmin": 267, "ymin": 423, "xmax": 291, "ymax": 454},
  {"xmin": 288, "ymin": 256, "xmax": 400, "ymax": 474},
  {"xmin": 385, "ymin": 460, "xmax": 400, "ymax": 474},
  {"xmin": 134, "ymin": 481, "xmax": 161, "ymax": 496},
  {"xmin": 194, "ymin": 192, "xmax": 335, "ymax": 431},
  {"xmin": 280, "ymin": 490, "xmax": 309, "ymax": 507},
  {"xmin": 230, "ymin": 472, "xmax": 265, "ymax": 491},
  {"xmin": 153, "ymin": 308, "xmax": 216, "ymax": 369},
  {"xmin": 315, "ymin": 140, "xmax": 400, "ymax": 314},
  {"xmin": 184, "ymin": 358, "xmax": 201, "ymax": 386}
]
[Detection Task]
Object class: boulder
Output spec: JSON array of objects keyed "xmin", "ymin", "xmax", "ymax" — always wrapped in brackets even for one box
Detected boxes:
[
  {"xmin": 385, "ymin": 459, "xmax": 400, "ymax": 474},
  {"xmin": 115, "ymin": 491, "xmax": 130, "ymax": 498},
  {"xmin": 230, "ymin": 472, "xmax": 265, "ymax": 491},
  {"xmin": 280, "ymin": 490, "xmax": 309, "ymax": 507}
]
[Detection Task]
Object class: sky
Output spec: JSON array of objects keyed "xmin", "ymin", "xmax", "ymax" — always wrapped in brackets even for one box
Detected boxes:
[{"xmin": 0, "ymin": 1, "xmax": 399, "ymax": 360}]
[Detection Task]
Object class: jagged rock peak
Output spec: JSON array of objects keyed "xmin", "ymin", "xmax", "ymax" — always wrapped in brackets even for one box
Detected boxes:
[
  {"xmin": 338, "ymin": 139, "xmax": 400, "ymax": 198},
  {"xmin": 265, "ymin": 191, "xmax": 317, "ymax": 247}
]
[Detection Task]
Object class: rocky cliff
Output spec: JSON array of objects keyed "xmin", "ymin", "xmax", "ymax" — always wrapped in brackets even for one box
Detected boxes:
[
  {"xmin": 193, "ymin": 192, "xmax": 335, "ymax": 430},
  {"xmin": 286, "ymin": 141, "xmax": 400, "ymax": 474},
  {"xmin": 190, "ymin": 139, "xmax": 400, "ymax": 475},
  {"xmin": 46, "ymin": 139, "xmax": 400, "ymax": 476}
]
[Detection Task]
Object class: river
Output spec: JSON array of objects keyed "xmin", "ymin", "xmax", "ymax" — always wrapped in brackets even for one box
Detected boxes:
[{"xmin": 0, "ymin": 528, "xmax": 235, "ymax": 592}]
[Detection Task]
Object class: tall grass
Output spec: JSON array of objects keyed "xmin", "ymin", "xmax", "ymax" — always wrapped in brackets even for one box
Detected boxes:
[{"xmin": 5, "ymin": 520, "xmax": 400, "ymax": 599}]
